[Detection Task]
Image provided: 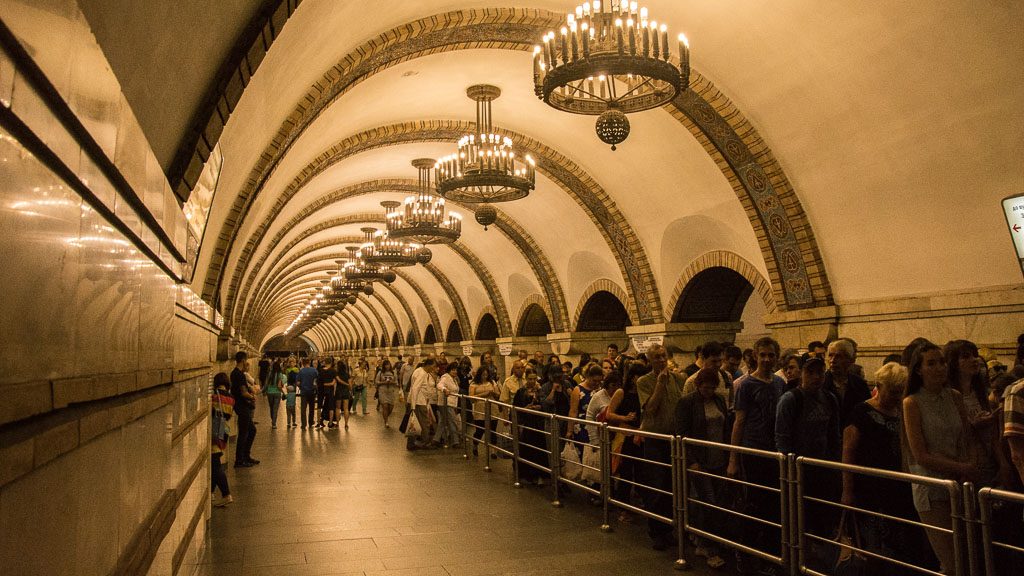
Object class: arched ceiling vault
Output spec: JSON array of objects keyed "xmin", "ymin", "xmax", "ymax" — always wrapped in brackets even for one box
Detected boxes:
[
  {"xmin": 226, "ymin": 179, "xmax": 567, "ymax": 332},
  {"xmin": 196, "ymin": 6, "xmax": 837, "ymax": 346}
]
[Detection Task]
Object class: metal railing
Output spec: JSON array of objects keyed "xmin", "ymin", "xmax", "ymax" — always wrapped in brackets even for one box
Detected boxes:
[{"xmin": 424, "ymin": 392, "xmax": 1023, "ymax": 575}]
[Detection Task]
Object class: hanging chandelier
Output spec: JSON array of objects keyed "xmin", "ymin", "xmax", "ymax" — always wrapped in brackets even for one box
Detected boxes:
[
  {"xmin": 435, "ymin": 84, "xmax": 536, "ymax": 206},
  {"xmin": 386, "ymin": 159, "xmax": 463, "ymax": 244},
  {"xmin": 340, "ymin": 247, "xmax": 390, "ymax": 286},
  {"xmin": 534, "ymin": 1, "xmax": 690, "ymax": 150},
  {"xmin": 358, "ymin": 225, "xmax": 420, "ymax": 269}
]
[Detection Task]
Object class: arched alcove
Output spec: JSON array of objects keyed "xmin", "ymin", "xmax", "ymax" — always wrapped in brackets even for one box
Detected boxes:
[
  {"xmin": 392, "ymin": 330, "xmax": 402, "ymax": 346},
  {"xmin": 577, "ymin": 291, "xmax": 631, "ymax": 332},
  {"xmin": 406, "ymin": 328, "xmax": 418, "ymax": 345},
  {"xmin": 371, "ymin": 334, "xmax": 378, "ymax": 348},
  {"xmin": 362, "ymin": 336, "xmax": 369, "ymax": 349},
  {"xmin": 517, "ymin": 303, "xmax": 551, "ymax": 337},
  {"xmin": 446, "ymin": 319, "xmax": 463, "ymax": 343},
  {"xmin": 380, "ymin": 332, "xmax": 390, "ymax": 348},
  {"xmin": 475, "ymin": 313, "xmax": 499, "ymax": 340},
  {"xmin": 423, "ymin": 324, "xmax": 437, "ymax": 345},
  {"xmin": 673, "ymin": 267, "xmax": 754, "ymax": 323},
  {"xmin": 262, "ymin": 333, "xmax": 314, "ymax": 355}
]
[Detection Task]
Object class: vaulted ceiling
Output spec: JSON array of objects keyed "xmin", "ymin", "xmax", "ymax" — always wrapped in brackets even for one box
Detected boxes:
[{"xmin": 77, "ymin": 0, "xmax": 1024, "ymax": 350}]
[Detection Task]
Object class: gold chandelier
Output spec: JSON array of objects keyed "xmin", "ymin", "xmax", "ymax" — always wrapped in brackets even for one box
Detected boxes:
[
  {"xmin": 534, "ymin": 1, "xmax": 690, "ymax": 150},
  {"xmin": 359, "ymin": 225, "xmax": 420, "ymax": 268},
  {"xmin": 386, "ymin": 159, "xmax": 462, "ymax": 244},
  {"xmin": 435, "ymin": 85, "xmax": 536, "ymax": 206}
]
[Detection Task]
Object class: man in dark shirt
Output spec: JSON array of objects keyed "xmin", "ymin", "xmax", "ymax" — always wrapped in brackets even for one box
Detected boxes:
[
  {"xmin": 683, "ymin": 344, "xmax": 702, "ymax": 377},
  {"xmin": 297, "ymin": 358, "xmax": 319, "ymax": 429},
  {"xmin": 824, "ymin": 339, "xmax": 871, "ymax": 427},
  {"xmin": 230, "ymin": 351, "xmax": 259, "ymax": 467}
]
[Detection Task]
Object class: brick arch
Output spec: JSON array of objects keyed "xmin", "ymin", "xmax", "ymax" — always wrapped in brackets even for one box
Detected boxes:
[
  {"xmin": 225, "ymin": 179, "xmax": 567, "ymax": 334},
  {"xmin": 352, "ymin": 296, "xmax": 389, "ymax": 344},
  {"xmin": 474, "ymin": 306, "xmax": 499, "ymax": 340},
  {"xmin": 573, "ymin": 279, "xmax": 632, "ymax": 331},
  {"xmin": 391, "ymin": 269, "xmax": 442, "ymax": 344},
  {"xmin": 199, "ymin": 7, "xmax": 830, "ymax": 326},
  {"xmin": 514, "ymin": 294, "xmax": 553, "ymax": 337},
  {"xmin": 666, "ymin": 251, "xmax": 778, "ymax": 323}
]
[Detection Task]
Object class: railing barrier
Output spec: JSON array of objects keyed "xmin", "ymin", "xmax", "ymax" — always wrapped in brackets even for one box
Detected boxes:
[{"xmin": 430, "ymin": 393, "xmax": 1021, "ymax": 575}]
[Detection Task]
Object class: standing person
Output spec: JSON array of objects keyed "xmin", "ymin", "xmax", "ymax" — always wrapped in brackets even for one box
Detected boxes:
[
  {"xmin": 568, "ymin": 363, "xmax": 602, "ymax": 450},
  {"xmin": 375, "ymin": 359, "xmax": 399, "ymax": 428},
  {"xmin": 514, "ymin": 367, "xmax": 549, "ymax": 485},
  {"xmin": 775, "ymin": 357, "xmax": 840, "ymax": 566},
  {"xmin": 480, "ymin": 351, "xmax": 499, "ymax": 381},
  {"xmin": 945, "ymin": 339, "xmax": 1008, "ymax": 487},
  {"xmin": 265, "ymin": 360, "xmax": 285, "ymax": 429},
  {"xmin": 676, "ymin": 367, "xmax": 731, "ymax": 569},
  {"xmin": 683, "ymin": 341, "xmax": 733, "ymax": 408},
  {"xmin": 469, "ymin": 365, "xmax": 500, "ymax": 456},
  {"xmin": 317, "ymin": 358, "xmax": 337, "ymax": 429},
  {"xmin": 436, "ymin": 362, "xmax": 462, "ymax": 448},
  {"xmin": 903, "ymin": 341, "xmax": 976, "ymax": 575},
  {"xmin": 297, "ymin": 358, "xmax": 318, "ymax": 429},
  {"xmin": 724, "ymin": 345, "xmax": 744, "ymax": 381},
  {"xmin": 351, "ymin": 358, "xmax": 370, "ymax": 415},
  {"xmin": 825, "ymin": 339, "xmax": 871, "ymax": 428},
  {"xmin": 409, "ymin": 357, "xmax": 438, "ymax": 448},
  {"xmin": 727, "ymin": 336, "xmax": 786, "ymax": 572},
  {"xmin": 285, "ymin": 377, "xmax": 298, "ymax": 428},
  {"xmin": 498, "ymin": 361, "xmax": 526, "ymax": 456},
  {"xmin": 258, "ymin": 355, "xmax": 271, "ymax": 389},
  {"xmin": 1005, "ymin": 371, "xmax": 1024, "ymax": 488},
  {"xmin": 607, "ymin": 361, "xmax": 646, "ymax": 521},
  {"xmin": 334, "ymin": 357, "xmax": 352, "ymax": 430},
  {"xmin": 230, "ymin": 351, "xmax": 259, "ymax": 467},
  {"xmin": 211, "ymin": 373, "xmax": 235, "ymax": 506},
  {"xmin": 400, "ymin": 355, "xmax": 416, "ymax": 405},
  {"xmin": 842, "ymin": 362, "xmax": 925, "ymax": 576},
  {"xmin": 636, "ymin": 344, "xmax": 686, "ymax": 551}
]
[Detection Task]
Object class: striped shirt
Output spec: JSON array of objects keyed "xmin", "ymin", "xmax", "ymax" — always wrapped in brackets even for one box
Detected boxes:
[{"xmin": 1004, "ymin": 380, "xmax": 1024, "ymax": 438}]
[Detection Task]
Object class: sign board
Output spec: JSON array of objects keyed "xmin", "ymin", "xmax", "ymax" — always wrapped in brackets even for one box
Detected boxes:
[
  {"xmin": 498, "ymin": 343, "xmax": 514, "ymax": 356},
  {"xmin": 630, "ymin": 334, "xmax": 664, "ymax": 353},
  {"xmin": 462, "ymin": 345, "xmax": 474, "ymax": 356},
  {"xmin": 1004, "ymin": 194, "xmax": 1024, "ymax": 279}
]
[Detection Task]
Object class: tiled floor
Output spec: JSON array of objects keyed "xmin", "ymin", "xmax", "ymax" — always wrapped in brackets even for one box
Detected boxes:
[{"xmin": 192, "ymin": 402, "xmax": 712, "ymax": 576}]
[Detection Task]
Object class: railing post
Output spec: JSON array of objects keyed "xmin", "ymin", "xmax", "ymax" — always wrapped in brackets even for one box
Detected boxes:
[
  {"xmin": 549, "ymin": 414, "xmax": 562, "ymax": 507},
  {"xmin": 440, "ymin": 392, "xmax": 449, "ymax": 447},
  {"xmin": 460, "ymin": 394, "xmax": 470, "ymax": 460},
  {"xmin": 949, "ymin": 480, "xmax": 965, "ymax": 576},
  {"xmin": 977, "ymin": 488, "xmax": 995, "ymax": 576},
  {"xmin": 785, "ymin": 454, "xmax": 796, "ymax": 576},
  {"xmin": 483, "ymin": 400, "xmax": 492, "ymax": 472},
  {"xmin": 600, "ymin": 424, "xmax": 612, "ymax": 532},
  {"xmin": 511, "ymin": 406, "xmax": 522, "ymax": 488},
  {"xmin": 794, "ymin": 456, "xmax": 807, "ymax": 575},
  {"xmin": 673, "ymin": 435, "xmax": 687, "ymax": 570},
  {"xmin": 963, "ymin": 482, "xmax": 981, "ymax": 576}
]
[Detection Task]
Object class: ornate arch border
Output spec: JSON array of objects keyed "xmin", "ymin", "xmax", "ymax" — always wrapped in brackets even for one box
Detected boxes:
[{"xmin": 514, "ymin": 293, "xmax": 553, "ymax": 337}]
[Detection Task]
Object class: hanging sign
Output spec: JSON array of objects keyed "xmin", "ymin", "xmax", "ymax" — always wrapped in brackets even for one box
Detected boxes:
[
  {"xmin": 630, "ymin": 334, "xmax": 664, "ymax": 353},
  {"xmin": 462, "ymin": 345, "xmax": 474, "ymax": 356},
  {"xmin": 498, "ymin": 343, "xmax": 514, "ymax": 356},
  {"xmin": 1004, "ymin": 194, "xmax": 1024, "ymax": 279}
]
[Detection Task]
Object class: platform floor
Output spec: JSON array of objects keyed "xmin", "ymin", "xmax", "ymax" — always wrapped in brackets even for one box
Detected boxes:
[{"xmin": 194, "ymin": 401, "xmax": 711, "ymax": 576}]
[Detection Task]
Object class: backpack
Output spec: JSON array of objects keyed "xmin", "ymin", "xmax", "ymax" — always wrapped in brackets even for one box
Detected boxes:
[{"xmin": 788, "ymin": 386, "xmax": 839, "ymax": 454}]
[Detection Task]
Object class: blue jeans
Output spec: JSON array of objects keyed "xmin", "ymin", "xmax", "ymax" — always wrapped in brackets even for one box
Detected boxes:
[{"xmin": 266, "ymin": 393, "xmax": 281, "ymax": 426}]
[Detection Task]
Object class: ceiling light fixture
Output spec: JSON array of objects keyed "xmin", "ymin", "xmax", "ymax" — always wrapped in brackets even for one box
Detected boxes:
[
  {"xmin": 385, "ymin": 159, "xmax": 462, "ymax": 244},
  {"xmin": 435, "ymin": 85, "xmax": 536, "ymax": 225},
  {"xmin": 534, "ymin": 1, "xmax": 690, "ymax": 150}
]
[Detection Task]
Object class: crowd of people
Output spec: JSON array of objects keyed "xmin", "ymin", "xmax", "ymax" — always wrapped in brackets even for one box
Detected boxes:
[{"xmin": 207, "ymin": 335, "xmax": 1024, "ymax": 575}]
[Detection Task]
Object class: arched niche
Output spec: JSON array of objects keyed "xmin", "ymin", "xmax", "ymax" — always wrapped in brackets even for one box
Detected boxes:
[
  {"xmin": 392, "ymin": 330, "xmax": 402, "ymax": 347},
  {"xmin": 476, "ymin": 313, "xmax": 499, "ymax": 340},
  {"xmin": 371, "ymin": 334, "xmax": 378, "ymax": 348},
  {"xmin": 517, "ymin": 303, "xmax": 551, "ymax": 337},
  {"xmin": 673, "ymin": 267, "xmax": 754, "ymax": 323},
  {"xmin": 446, "ymin": 319, "xmax": 463, "ymax": 343},
  {"xmin": 423, "ymin": 324, "xmax": 437, "ymax": 345},
  {"xmin": 577, "ymin": 291, "xmax": 631, "ymax": 332},
  {"xmin": 380, "ymin": 332, "xmax": 390, "ymax": 348},
  {"xmin": 362, "ymin": 336, "xmax": 369, "ymax": 349},
  {"xmin": 406, "ymin": 328, "xmax": 418, "ymax": 345}
]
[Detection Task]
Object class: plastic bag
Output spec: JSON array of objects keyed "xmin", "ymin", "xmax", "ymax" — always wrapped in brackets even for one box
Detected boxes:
[
  {"xmin": 406, "ymin": 411, "xmax": 422, "ymax": 437},
  {"xmin": 560, "ymin": 442, "xmax": 582, "ymax": 481},
  {"xmin": 581, "ymin": 445, "xmax": 602, "ymax": 484}
]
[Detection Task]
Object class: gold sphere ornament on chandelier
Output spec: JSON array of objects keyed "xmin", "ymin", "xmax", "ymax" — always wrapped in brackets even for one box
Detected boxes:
[{"xmin": 534, "ymin": 1, "xmax": 690, "ymax": 150}]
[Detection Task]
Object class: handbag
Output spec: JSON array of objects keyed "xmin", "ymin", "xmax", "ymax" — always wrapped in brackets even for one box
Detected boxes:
[
  {"xmin": 560, "ymin": 442, "xmax": 583, "ymax": 481},
  {"xmin": 398, "ymin": 410, "xmax": 411, "ymax": 433},
  {"xmin": 833, "ymin": 510, "xmax": 868, "ymax": 576}
]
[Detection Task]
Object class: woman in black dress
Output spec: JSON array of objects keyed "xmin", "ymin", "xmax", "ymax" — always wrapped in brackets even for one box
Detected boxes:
[{"xmin": 513, "ymin": 367, "xmax": 549, "ymax": 485}]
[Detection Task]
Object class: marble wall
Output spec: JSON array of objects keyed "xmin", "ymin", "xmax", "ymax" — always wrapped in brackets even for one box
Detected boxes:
[{"xmin": 0, "ymin": 3, "xmax": 220, "ymax": 575}]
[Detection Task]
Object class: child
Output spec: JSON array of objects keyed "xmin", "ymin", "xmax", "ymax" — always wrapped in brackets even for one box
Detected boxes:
[{"xmin": 285, "ymin": 383, "xmax": 298, "ymax": 428}]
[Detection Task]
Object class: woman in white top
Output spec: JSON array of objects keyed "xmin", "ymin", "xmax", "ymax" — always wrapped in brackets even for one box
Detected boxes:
[
  {"xmin": 351, "ymin": 358, "xmax": 370, "ymax": 415},
  {"xmin": 469, "ymin": 365, "xmax": 500, "ymax": 457}
]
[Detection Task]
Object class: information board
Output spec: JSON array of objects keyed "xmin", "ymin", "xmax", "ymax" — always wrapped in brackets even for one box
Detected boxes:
[{"xmin": 1004, "ymin": 194, "xmax": 1024, "ymax": 279}]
